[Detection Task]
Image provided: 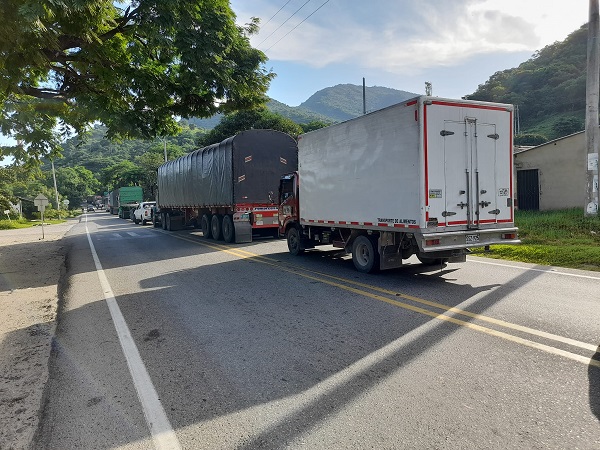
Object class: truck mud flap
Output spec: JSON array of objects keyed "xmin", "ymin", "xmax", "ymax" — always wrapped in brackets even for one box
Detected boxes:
[{"xmin": 234, "ymin": 222, "xmax": 252, "ymax": 243}]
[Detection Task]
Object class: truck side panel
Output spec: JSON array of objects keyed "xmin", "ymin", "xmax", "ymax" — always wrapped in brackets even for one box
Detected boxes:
[{"xmin": 299, "ymin": 102, "xmax": 422, "ymax": 228}]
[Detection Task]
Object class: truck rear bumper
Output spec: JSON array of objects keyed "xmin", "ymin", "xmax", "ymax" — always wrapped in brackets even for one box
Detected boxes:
[{"xmin": 419, "ymin": 227, "xmax": 520, "ymax": 252}]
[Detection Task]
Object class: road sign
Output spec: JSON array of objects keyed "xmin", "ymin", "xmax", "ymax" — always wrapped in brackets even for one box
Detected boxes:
[{"xmin": 34, "ymin": 194, "xmax": 49, "ymax": 207}]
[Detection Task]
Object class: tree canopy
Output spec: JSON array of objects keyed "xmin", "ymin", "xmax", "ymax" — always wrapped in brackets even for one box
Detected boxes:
[
  {"xmin": 197, "ymin": 107, "xmax": 304, "ymax": 147},
  {"xmin": 0, "ymin": 0, "xmax": 273, "ymax": 161}
]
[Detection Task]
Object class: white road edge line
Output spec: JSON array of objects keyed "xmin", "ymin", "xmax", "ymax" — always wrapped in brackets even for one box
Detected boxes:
[
  {"xmin": 468, "ymin": 257, "xmax": 600, "ymax": 280},
  {"xmin": 85, "ymin": 219, "xmax": 181, "ymax": 450}
]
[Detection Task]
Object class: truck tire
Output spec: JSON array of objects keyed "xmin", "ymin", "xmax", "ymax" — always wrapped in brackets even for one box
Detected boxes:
[
  {"xmin": 201, "ymin": 214, "xmax": 212, "ymax": 239},
  {"xmin": 134, "ymin": 217, "xmax": 140, "ymax": 224},
  {"xmin": 352, "ymin": 235, "xmax": 380, "ymax": 273},
  {"xmin": 287, "ymin": 226, "xmax": 305, "ymax": 256},
  {"xmin": 165, "ymin": 213, "xmax": 172, "ymax": 231},
  {"xmin": 222, "ymin": 215, "xmax": 235, "ymax": 243},
  {"xmin": 153, "ymin": 214, "xmax": 160, "ymax": 228},
  {"xmin": 161, "ymin": 213, "xmax": 167, "ymax": 230},
  {"xmin": 211, "ymin": 214, "xmax": 223, "ymax": 240}
]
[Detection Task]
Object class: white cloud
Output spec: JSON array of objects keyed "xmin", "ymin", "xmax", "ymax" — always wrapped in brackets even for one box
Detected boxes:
[{"xmin": 234, "ymin": 0, "xmax": 588, "ymax": 75}]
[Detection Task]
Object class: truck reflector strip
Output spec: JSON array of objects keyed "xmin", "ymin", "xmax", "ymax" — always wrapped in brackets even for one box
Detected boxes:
[
  {"xmin": 280, "ymin": 157, "xmax": 288, "ymax": 164},
  {"xmin": 244, "ymin": 156, "xmax": 252, "ymax": 163}
]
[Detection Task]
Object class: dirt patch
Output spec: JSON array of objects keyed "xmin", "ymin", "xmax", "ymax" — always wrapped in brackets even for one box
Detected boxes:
[{"xmin": 0, "ymin": 221, "xmax": 74, "ymax": 450}]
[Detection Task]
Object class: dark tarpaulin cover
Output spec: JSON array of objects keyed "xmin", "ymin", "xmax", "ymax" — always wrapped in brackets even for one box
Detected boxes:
[{"xmin": 157, "ymin": 129, "xmax": 298, "ymax": 208}]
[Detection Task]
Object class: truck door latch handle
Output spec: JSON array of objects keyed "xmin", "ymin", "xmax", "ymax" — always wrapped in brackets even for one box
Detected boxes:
[
  {"xmin": 489, "ymin": 209, "xmax": 500, "ymax": 215},
  {"xmin": 457, "ymin": 202, "xmax": 468, "ymax": 209},
  {"xmin": 479, "ymin": 201, "xmax": 491, "ymax": 208},
  {"xmin": 442, "ymin": 211, "xmax": 456, "ymax": 217}
]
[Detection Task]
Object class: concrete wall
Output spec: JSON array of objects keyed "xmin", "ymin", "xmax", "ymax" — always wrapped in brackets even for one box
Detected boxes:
[{"xmin": 513, "ymin": 132, "xmax": 586, "ymax": 210}]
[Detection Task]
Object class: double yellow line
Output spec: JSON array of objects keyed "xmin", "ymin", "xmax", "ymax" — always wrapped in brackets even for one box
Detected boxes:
[{"xmin": 165, "ymin": 231, "xmax": 600, "ymax": 369}]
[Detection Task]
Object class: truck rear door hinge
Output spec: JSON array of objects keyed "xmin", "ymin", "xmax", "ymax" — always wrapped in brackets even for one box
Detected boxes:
[
  {"xmin": 487, "ymin": 133, "xmax": 499, "ymax": 140},
  {"xmin": 440, "ymin": 130, "xmax": 455, "ymax": 136},
  {"xmin": 488, "ymin": 209, "xmax": 500, "ymax": 215},
  {"xmin": 441, "ymin": 211, "xmax": 457, "ymax": 217},
  {"xmin": 456, "ymin": 202, "xmax": 468, "ymax": 209}
]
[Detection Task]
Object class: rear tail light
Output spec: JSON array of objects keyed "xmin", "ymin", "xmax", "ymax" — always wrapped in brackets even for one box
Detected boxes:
[
  {"xmin": 425, "ymin": 239, "xmax": 440, "ymax": 246},
  {"xmin": 501, "ymin": 233, "xmax": 516, "ymax": 239}
]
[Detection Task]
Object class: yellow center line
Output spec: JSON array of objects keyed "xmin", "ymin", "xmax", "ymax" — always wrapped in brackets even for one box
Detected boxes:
[{"xmin": 166, "ymin": 232, "xmax": 600, "ymax": 368}]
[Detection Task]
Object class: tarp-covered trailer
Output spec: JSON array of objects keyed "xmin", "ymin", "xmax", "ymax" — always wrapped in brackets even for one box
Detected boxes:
[{"xmin": 156, "ymin": 129, "xmax": 298, "ymax": 243}]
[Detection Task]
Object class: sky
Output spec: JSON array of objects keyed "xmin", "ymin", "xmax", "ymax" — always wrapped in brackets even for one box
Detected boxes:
[{"xmin": 231, "ymin": 0, "xmax": 589, "ymax": 106}]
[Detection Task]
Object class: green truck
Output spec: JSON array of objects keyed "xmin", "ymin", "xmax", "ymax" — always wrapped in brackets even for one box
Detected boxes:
[{"xmin": 108, "ymin": 186, "xmax": 143, "ymax": 218}]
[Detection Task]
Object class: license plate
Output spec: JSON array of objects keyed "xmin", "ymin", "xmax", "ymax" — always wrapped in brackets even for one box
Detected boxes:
[{"xmin": 466, "ymin": 234, "xmax": 480, "ymax": 244}]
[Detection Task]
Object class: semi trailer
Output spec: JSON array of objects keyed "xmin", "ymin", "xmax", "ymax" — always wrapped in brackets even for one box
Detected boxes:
[
  {"xmin": 155, "ymin": 129, "xmax": 298, "ymax": 243},
  {"xmin": 278, "ymin": 96, "xmax": 521, "ymax": 273}
]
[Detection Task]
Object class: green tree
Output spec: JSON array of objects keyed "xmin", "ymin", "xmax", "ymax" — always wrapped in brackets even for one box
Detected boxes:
[
  {"xmin": 300, "ymin": 120, "xmax": 331, "ymax": 133},
  {"xmin": 0, "ymin": 0, "xmax": 274, "ymax": 161},
  {"xmin": 551, "ymin": 116, "xmax": 583, "ymax": 139},
  {"xmin": 514, "ymin": 134, "xmax": 549, "ymax": 146},
  {"xmin": 198, "ymin": 108, "xmax": 302, "ymax": 146},
  {"xmin": 100, "ymin": 161, "xmax": 144, "ymax": 191},
  {"xmin": 51, "ymin": 166, "xmax": 101, "ymax": 208}
]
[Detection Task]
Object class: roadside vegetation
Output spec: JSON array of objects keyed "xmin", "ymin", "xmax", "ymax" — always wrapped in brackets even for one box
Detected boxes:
[
  {"xmin": 0, "ymin": 218, "xmax": 68, "ymax": 230},
  {"xmin": 472, "ymin": 209, "xmax": 600, "ymax": 271}
]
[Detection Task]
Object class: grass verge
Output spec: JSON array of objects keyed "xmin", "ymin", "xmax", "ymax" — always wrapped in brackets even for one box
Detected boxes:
[
  {"xmin": 0, "ymin": 218, "xmax": 67, "ymax": 230},
  {"xmin": 471, "ymin": 208, "xmax": 600, "ymax": 271}
]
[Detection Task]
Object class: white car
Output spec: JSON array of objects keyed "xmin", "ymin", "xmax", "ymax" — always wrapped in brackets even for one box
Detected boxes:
[{"xmin": 133, "ymin": 202, "xmax": 156, "ymax": 225}]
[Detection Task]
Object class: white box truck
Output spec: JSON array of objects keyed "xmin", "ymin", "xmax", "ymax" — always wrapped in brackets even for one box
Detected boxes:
[{"xmin": 278, "ymin": 96, "xmax": 520, "ymax": 273}]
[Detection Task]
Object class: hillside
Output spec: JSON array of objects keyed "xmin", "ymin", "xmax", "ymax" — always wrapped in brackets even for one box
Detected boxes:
[
  {"xmin": 466, "ymin": 24, "xmax": 588, "ymax": 141},
  {"xmin": 299, "ymin": 84, "xmax": 417, "ymax": 121},
  {"xmin": 189, "ymin": 84, "xmax": 418, "ymax": 128}
]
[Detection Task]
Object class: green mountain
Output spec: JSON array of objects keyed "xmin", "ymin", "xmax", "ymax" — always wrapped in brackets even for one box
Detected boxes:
[
  {"xmin": 189, "ymin": 84, "xmax": 418, "ymax": 128},
  {"xmin": 299, "ymin": 84, "xmax": 417, "ymax": 121},
  {"xmin": 466, "ymin": 24, "xmax": 588, "ymax": 141}
]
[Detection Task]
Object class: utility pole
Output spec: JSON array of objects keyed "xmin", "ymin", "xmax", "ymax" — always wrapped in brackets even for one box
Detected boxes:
[
  {"xmin": 51, "ymin": 160, "xmax": 60, "ymax": 215},
  {"xmin": 362, "ymin": 78, "xmax": 366, "ymax": 115},
  {"xmin": 163, "ymin": 137, "xmax": 168, "ymax": 162},
  {"xmin": 425, "ymin": 82, "xmax": 432, "ymax": 96},
  {"xmin": 586, "ymin": 0, "xmax": 600, "ymax": 216}
]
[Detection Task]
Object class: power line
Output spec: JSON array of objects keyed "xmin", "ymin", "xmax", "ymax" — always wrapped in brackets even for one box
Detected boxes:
[
  {"xmin": 257, "ymin": 0, "xmax": 312, "ymax": 48},
  {"xmin": 261, "ymin": 0, "xmax": 294, "ymax": 28},
  {"xmin": 265, "ymin": 0, "xmax": 331, "ymax": 51}
]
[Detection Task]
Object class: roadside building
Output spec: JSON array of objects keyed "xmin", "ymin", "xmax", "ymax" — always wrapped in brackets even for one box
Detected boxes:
[{"xmin": 513, "ymin": 132, "xmax": 586, "ymax": 211}]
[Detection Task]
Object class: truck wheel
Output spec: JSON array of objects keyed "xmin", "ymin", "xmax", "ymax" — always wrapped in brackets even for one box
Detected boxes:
[
  {"xmin": 211, "ymin": 214, "xmax": 223, "ymax": 240},
  {"xmin": 134, "ymin": 217, "xmax": 140, "ymax": 224},
  {"xmin": 222, "ymin": 215, "xmax": 235, "ymax": 243},
  {"xmin": 166, "ymin": 213, "xmax": 172, "ymax": 231},
  {"xmin": 287, "ymin": 226, "xmax": 305, "ymax": 256},
  {"xmin": 352, "ymin": 235, "xmax": 380, "ymax": 273},
  {"xmin": 201, "ymin": 214, "xmax": 212, "ymax": 239},
  {"xmin": 161, "ymin": 213, "xmax": 167, "ymax": 230},
  {"xmin": 153, "ymin": 214, "xmax": 160, "ymax": 228}
]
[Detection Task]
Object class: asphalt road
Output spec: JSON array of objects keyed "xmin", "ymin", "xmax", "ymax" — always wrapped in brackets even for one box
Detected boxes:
[{"xmin": 35, "ymin": 211, "xmax": 600, "ymax": 449}]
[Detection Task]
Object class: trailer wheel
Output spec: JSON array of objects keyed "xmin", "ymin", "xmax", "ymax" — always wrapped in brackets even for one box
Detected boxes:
[
  {"xmin": 211, "ymin": 214, "xmax": 223, "ymax": 240},
  {"xmin": 222, "ymin": 215, "xmax": 235, "ymax": 243},
  {"xmin": 165, "ymin": 213, "xmax": 172, "ymax": 231},
  {"xmin": 161, "ymin": 213, "xmax": 167, "ymax": 230},
  {"xmin": 200, "ymin": 214, "xmax": 212, "ymax": 238},
  {"xmin": 287, "ymin": 226, "xmax": 305, "ymax": 256},
  {"xmin": 352, "ymin": 235, "xmax": 380, "ymax": 273},
  {"xmin": 153, "ymin": 214, "xmax": 160, "ymax": 228}
]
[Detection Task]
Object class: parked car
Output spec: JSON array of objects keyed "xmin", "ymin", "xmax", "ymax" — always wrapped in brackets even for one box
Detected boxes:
[{"xmin": 133, "ymin": 202, "xmax": 156, "ymax": 225}]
